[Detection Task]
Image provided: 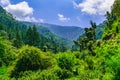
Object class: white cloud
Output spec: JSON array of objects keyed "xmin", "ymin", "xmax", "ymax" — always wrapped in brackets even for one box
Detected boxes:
[
  {"xmin": 0, "ymin": 0, "xmax": 10, "ymax": 6},
  {"xmin": 73, "ymin": 0, "xmax": 115, "ymax": 15},
  {"xmin": 5, "ymin": 1, "xmax": 33, "ymax": 18},
  {"xmin": 58, "ymin": 14, "xmax": 70, "ymax": 22},
  {"xmin": 17, "ymin": 16, "xmax": 44, "ymax": 23},
  {"xmin": 0, "ymin": 0, "xmax": 43, "ymax": 23}
]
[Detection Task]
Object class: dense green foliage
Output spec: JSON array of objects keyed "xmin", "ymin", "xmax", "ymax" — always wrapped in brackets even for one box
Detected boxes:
[
  {"xmin": 1, "ymin": 0, "xmax": 120, "ymax": 79},
  {"xmin": 10, "ymin": 46, "xmax": 53, "ymax": 78},
  {"xmin": 26, "ymin": 26, "xmax": 40, "ymax": 46},
  {"xmin": 112, "ymin": 0, "xmax": 120, "ymax": 20},
  {"xmin": 57, "ymin": 52, "xmax": 75, "ymax": 70}
]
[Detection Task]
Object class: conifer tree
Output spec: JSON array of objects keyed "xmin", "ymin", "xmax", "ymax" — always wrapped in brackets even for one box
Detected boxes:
[
  {"xmin": 74, "ymin": 21, "xmax": 96, "ymax": 52},
  {"xmin": 26, "ymin": 27, "xmax": 33, "ymax": 45},
  {"xmin": 13, "ymin": 27, "xmax": 23, "ymax": 48},
  {"xmin": 105, "ymin": 11, "xmax": 116, "ymax": 30},
  {"xmin": 90, "ymin": 20, "xmax": 96, "ymax": 40},
  {"xmin": 32, "ymin": 25, "xmax": 40, "ymax": 46},
  {"xmin": 26, "ymin": 25, "xmax": 40, "ymax": 47}
]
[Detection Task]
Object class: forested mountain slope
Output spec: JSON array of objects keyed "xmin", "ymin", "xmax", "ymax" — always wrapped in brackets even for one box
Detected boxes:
[
  {"xmin": 0, "ymin": 6, "xmax": 72, "ymax": 49},
  {"xmin": 23, "ymin": 22, "xmax": 73, "ymax": 48}
]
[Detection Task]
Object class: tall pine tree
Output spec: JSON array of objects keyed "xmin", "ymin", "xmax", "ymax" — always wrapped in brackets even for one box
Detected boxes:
[
  {"xmin": 26, "ymin": 25, "xmax": 40, "ymax": 47},
  {"xmin": 13, "ymin": 27, "xmax": 23, "ymax": 48}
]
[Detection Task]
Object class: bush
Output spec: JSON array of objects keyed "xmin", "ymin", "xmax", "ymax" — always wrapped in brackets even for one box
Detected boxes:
[
  {"xmin": 15, "ymin": 46, "xmax": 42, "ymax": 71},
  {"xmin": 37, "ymin": 70, "xmax": 58, "ymax": 80},
  {"xmin": 0, "ymin": 38, "xmax": 16, "ymax": 66},
  {"xmin": 11, "ymin": 46, "xmax": 53, "ymax": 78},
  {"xmin": 55, "ymin": 68, "xmax": 73, "ymax": 79},
  {"xmin": 0, "ymin": 39, "xmax": 9, "ymax": 58},
  {"xmin": 17, "ymin": 70, "xmax": 58, "ymax": 80},
  {"xmin": 57, "ymin": 52, "xmax": 75, "ymax": 70}
]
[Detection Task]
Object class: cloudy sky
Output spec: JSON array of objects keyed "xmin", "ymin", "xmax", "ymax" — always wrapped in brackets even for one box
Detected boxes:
[{"xmin": 0, "ymin": 0, "xmax": 115, "ymax": 27}]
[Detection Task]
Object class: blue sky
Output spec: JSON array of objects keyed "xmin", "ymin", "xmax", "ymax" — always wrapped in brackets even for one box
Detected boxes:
[{"xmin": 0, "ymin": 0, "xmax": 115, "ymax": 27}]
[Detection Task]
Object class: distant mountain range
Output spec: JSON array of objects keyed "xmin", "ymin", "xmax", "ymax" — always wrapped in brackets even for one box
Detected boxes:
[
  {"xmin": 23, "ymin": 20, "xmax": 105, "ymax": 42},
  {"xmin": 23, "ymin": 22, "xmax": 85, "ymax": 40},
  {"xmin": 37, "ymin": 23, "xmax": 84, "ymax": 40},
  {"xmin": 32, "ymin": 22, "xmax": 105, "ymax": 40}
]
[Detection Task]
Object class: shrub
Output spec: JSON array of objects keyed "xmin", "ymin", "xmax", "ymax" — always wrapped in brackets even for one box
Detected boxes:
[
  {"xmin": 17, "ymin": 70, "xmax": 58, "ymax": 80},
  {"xmin": 53, "ymin": 66, "xmax": 73, "ymax": 79},
  {"xmin": 57, "ymin": 52, "xmax": 75, "ymax": 70},
  {"xmin": 15, "ymin": 46, "xmax": 42, "ymax": 71},
  {"xmin": 37, "ymin": 70, "xmax": 58, "ymax": 80},
  {"xmin": 56, "ymin": 68, "xmax": 73, "ymax": 79},
  {"xmin": 0, "ymin": 38, "xmax": 16, "ymax": 66},
  {"xmin": 2, "ymin": 49, "xmax": 17, "ymax": 66},
  {"xmin": 11, "ymin": 46, "xmax": 53, "ymax": 78}
]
